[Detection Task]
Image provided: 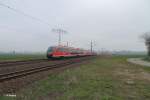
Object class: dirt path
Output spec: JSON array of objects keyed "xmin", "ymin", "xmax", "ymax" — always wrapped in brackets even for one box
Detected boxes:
[{"xmin": 127, "ymin": 58, "xmax": 150, "ymax": 67}]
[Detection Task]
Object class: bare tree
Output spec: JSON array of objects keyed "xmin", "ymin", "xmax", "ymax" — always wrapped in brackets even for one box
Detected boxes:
[{"xmin": 142, "ymin": 32, "xmax": 150, "ymax": 56}]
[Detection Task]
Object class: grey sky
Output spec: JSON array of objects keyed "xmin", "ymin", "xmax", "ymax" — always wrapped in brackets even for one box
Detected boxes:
[{"xmin": 0, "ymin": 0, "xmax": 150, "ymax": 52}]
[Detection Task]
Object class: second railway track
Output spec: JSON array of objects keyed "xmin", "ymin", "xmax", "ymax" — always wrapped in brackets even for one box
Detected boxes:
[
  {"xmin": 0, "ymin": 59, "xmax": 49, "ymax": 67},
  {"xmin": 0, "ymin": 57, "xmax": 95, "ymax": 82}
]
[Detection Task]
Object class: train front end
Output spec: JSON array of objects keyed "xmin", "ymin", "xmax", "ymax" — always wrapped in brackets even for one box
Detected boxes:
[{"xmin": 47, "ymin": 47, "xmax": 54, "ymax": 59}]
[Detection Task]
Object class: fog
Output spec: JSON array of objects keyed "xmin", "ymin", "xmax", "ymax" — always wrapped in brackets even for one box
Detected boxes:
[{"xmin": 0, "ymin": 0, "xmax": 150, "ymax": 52}]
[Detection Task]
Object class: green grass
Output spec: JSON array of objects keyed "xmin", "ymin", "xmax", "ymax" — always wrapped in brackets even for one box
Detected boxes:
[
  {"xmin": 4, "ymin": 56, "xmax": 150, "ymax": 100},
  {"xmin": 0, "ymin": 54, "xmax": 46, "ymax": 61},
  {"xmin": 0, "ymin": 96, "xmax": 16, "ymax": 100}
]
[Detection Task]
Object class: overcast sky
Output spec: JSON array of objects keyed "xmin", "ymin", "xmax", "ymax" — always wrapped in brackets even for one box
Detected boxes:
[{"xmin": 0, "ymin": 0, "xmax": 150, "ymax": 52}]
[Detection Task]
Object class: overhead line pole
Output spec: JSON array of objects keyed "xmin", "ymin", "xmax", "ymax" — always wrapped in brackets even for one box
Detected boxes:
[
  {"xmin": 52, "ymin": 28, "xmax": 67, "ymax": 46},
  {"xmin": 59, "ymin": 31, "xmax": 61, "ymax": 45},
  {"xmin": 91, "ymin": 41, "xmax": 93, "ymax": 53}
]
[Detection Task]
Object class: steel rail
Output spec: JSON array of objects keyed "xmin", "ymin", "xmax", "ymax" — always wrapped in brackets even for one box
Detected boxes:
[{"xmin": 0, "ymin": 58, "xmax": 86, "ymax": 82}]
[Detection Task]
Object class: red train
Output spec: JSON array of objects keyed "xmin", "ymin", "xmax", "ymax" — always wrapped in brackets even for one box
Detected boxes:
[{"xmin": 47, "ymin": 46, "xmax": 94, "ymax": 59}]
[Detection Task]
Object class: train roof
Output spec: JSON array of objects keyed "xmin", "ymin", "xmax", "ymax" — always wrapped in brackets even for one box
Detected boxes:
[{"xmin": 48, "ymin": 45, "xmax": 89, "ymax": 51}]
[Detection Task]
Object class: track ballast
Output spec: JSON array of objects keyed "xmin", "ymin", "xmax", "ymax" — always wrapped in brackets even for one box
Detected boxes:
[{"xmin": 0, "ymin": 57, "xmax": 94, "ymax": 82}]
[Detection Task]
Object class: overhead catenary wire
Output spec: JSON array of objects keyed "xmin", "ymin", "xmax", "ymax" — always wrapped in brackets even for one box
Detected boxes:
[{"xmin": 0, "ymin": 2, "xmax": 51, "ymax": 26}]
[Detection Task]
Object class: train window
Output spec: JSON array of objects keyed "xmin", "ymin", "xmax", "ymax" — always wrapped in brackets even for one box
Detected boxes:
[
  {"xmin": 63, "ymin": 48, "xmax": 67, "ymax": 52},
  {"xmin": 58, "ymin": 47, "xmax": 65, "ymax": 52},
  {"xmin": 64, "ymin": 48, "xmax": 68, "ymax": 52},
  {"xmin": 64, "ymin": 48, "xmax": 70, "ymax": 52}
]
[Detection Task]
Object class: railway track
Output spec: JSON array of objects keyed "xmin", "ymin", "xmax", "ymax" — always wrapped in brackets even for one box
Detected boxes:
[
  {"xmin": 0, "ymin": 59, "xmax": 49, "ymax": 67},
  {"xmin": 0, "ymin": 57, "xmax": 94, "ymax": 82}
]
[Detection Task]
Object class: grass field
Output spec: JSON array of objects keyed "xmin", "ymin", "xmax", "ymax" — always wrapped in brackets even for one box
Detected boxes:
[
  {"xmin": 1, "ymin": 55, "xmax": 150, "ymax": 100},
  {"xmin": 0, "ymin": 54, "xmax": 46, "ymax": 61}
]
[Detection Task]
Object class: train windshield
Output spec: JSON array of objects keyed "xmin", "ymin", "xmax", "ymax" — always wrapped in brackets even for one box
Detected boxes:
[{"xmin": 47, "ymin": 47, "xmax": 54, "ymax": 53}]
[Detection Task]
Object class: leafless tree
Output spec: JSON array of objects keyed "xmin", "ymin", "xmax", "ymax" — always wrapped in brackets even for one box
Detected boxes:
[{"xmin": 142, "ymin": 32, "xmax": 150, "ymax": 56}]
